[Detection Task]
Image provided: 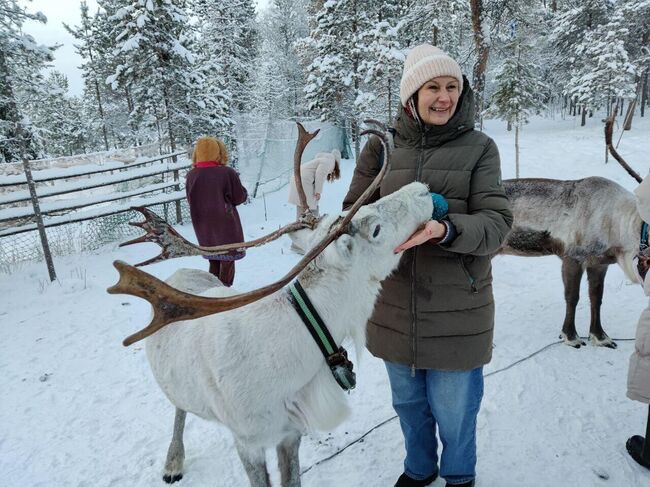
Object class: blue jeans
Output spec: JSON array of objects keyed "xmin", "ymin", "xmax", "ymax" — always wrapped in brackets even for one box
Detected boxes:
[{"xmin": 385, "ymin": 361, "xmax": 484, "ymax": 485}]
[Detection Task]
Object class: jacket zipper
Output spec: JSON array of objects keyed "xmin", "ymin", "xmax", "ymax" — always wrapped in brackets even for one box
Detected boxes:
[
  {"xmin": 458, "ymin": 256, "xmax": 478, "ymax": 294},
  {"xmin": 410, "ymin": 133, "xmax": 427, "ymax": 376}
]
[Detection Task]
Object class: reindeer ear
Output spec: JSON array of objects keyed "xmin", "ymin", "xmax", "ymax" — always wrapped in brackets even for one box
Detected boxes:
[{"xmin": 288, "ymin": 226, "xmax": 315, "ymax": 252}]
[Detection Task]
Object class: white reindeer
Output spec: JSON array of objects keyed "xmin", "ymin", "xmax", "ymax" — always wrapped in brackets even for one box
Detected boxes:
[{"xmin": 112, "ymin": 181, "xmax": 433, "ymax": 486}]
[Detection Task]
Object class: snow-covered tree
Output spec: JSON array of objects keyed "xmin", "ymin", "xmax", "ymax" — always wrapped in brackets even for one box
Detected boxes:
[
  {"xmin": 192, "ymin": 0, "xmax": 259, "ymax": 114},
  {"xmin": 549, "ymin": 0, "xmax": 620, "ymax": 124},
  {"xmin": 361, "ymin": 4, "xmax": 405, "ymax": 124},
  {"xmin": 64, "ymin": 1, "xmax": 111, "ymax": 151},
  {"xmin": 568, "ymin": 13, "xmax": 636, "ymax": 124},
  {"xmin": 305, "ymin": 0, "xmax": 377, "ymax": 157},
  {"xmin": 257, "ymin": 0, "xmax": 310, "ymax": 118},
  {"xmin": 487, "ymin": 40, "xmax": 547, "ymax": 176},
  {"xmin": 0, "ymin": 0, "xmax": 54, "ymax": 162},
  {"xmin": 399, "ymin": 0, "xmax": 471, "ymax": 60},
  {"xmin": 27, "ymin": 71, "xmax": 88, "ymax": 157}
]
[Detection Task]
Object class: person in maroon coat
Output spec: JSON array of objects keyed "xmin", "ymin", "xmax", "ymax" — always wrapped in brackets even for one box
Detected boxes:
[{"xmin": 186, "ymin": 136, "xmax": 248, "ymax": 286}]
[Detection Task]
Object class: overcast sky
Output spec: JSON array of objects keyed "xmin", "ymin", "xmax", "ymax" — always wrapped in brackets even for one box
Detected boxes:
[{"xmin": 19, "ymin": 0, "xmax": 270, "ymax": 97}]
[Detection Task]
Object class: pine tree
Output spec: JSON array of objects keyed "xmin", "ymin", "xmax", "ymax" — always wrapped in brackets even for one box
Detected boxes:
[
  {"xmin": 399, "ymin": 0, "xmax": 471, "ymax": 59},
  {"xmin": 257, "ymin": 0, "xmax": 309, "ymax": 118},
  {"xmin": 192, "ymin": 0, "xmax": 259, "ymax": 114},
  {"xmin": 305, "ymin": 0, "xmax": 377, "ymax": 157},
  {"xmin": 104, "ymin": 0, "xmax": 229, "ymax": 154},
  {"xmin": 488, "ymin": 40, "xmax": 547, "ymax": 177},
  {"xmin": 64, "ymin": 1, "xmax": 111, "ymax": 150},
  {"xmin": 549, "ymin": 0, "xmax": 619, "ymax": 125},
  {"xmin": 361, "ymin": 2, "xmax": 405, "ymax": 124},
  {"xmin": 27, "ymin": 71, "xmax": 88, "ymax": 157},
  {"xmin": 0, "ymin": 0, "xmax": 54, "ymax": 162}
]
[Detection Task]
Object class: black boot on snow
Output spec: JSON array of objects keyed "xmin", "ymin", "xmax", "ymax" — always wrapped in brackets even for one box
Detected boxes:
[
  {"xmin": 626, "ymin": 435, "xmax": 650, "ymax": 470},
  {"xmin": 395, "ymin": 472, "xmax": 438, "ymax": 487}
]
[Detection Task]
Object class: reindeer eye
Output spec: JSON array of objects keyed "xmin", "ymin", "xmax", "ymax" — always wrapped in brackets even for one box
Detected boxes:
[{"xmin": 372, "ymin": 224, "xmax": 381, "ymax": 238}]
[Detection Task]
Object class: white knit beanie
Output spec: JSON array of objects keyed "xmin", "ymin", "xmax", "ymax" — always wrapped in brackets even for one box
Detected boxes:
[{"xmin": 399, "ymin": 44, "xmax": 464, "ymax": 107}]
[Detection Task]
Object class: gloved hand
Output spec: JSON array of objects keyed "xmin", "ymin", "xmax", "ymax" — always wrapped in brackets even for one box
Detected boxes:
[{"xmin": 431, "ymin": 193, "xmax": 448, "ymax": 220}]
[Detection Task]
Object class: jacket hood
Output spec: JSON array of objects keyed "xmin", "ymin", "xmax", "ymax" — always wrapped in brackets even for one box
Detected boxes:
[{"xmin": 394, "ymin": 75, "xmax": 475, "ymax": 147}]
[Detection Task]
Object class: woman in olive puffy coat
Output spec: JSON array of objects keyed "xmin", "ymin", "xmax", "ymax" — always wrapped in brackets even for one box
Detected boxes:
[{"xmin": 343, "ymin": 45, "xmax": 512, "ymax": 487}]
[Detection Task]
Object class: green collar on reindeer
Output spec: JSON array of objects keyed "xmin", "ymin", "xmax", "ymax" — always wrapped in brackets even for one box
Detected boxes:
[
  {"xmin": 641, "ymin": 222, "xmax": 649, "ymax": 251},
  {"xmin": 288, "ymin": 280, "xmax": 356, "ymax": 391}
]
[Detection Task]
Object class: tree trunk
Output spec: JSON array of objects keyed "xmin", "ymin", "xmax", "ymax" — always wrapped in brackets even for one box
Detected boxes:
[
  {"xmin": 581, "ymin": 105, "xmax": 587, "ymax": 126},
  {"xmin": 470, "ymin": 0, "xmax": 489, "ymax": 125},
  {"xmin": 515, "ymin": 124, "xmax": 520, "ymax": 178},
  {"xmin": 352, "ymin": 117, "xmax": 360, "ymax": 161},
  {"xmin": 161, "ymin": 82, "xmax": 181, "ymax": 224},
  {"xmin": 624, "ymin": 98, "xmax": 637, "ymax": 131},
  {"xmin": 641, "ymin": 68, "xmax": 648, "ymax": 118},
  {"xmin": 388, "ymin": 79, "xmax": 392, "ymax": 124},
  {"xmin": 507, "ymin": 120, "xmax": 512, "ymax": 132}
]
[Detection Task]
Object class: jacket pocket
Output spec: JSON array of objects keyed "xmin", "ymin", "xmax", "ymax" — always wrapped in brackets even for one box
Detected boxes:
[{"xmin": 458, "ymin": 256, "xmax": 478, "ymax": 294}]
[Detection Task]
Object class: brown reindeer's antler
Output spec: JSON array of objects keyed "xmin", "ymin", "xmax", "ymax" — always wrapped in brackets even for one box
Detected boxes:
[
  {"xmin": 109, "ymin": 120, "xmax": 393, "ymax": 346},
  {"xmin": 605, "ymin": 102, "xmax": 642, "ymax": 184}
]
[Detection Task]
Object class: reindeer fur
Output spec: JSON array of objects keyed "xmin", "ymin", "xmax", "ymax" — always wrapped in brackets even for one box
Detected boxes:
[
  {"xmin": 145, "ymin": 182, "xmax": 433, "ymax": 486},
  {"xmin": 500, "ymin": 176, "xmax": 642, "ymax": 348}
]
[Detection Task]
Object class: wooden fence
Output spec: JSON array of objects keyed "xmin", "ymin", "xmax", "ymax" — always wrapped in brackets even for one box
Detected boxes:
[{"xmin": 0, "ymin": 150, "xmax": 189, "ymax": 278}]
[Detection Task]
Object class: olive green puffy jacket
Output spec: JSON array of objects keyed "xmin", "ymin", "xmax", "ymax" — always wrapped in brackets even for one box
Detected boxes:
[{"xmin": 343, "ymin": 84, "xmax": 513, "ymax": 370}]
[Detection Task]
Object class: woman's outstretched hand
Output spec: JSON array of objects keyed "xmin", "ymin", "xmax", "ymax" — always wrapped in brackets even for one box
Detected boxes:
[{"xmin": 394, "ymin": 220, "xmax": 446, "ymax": 253}]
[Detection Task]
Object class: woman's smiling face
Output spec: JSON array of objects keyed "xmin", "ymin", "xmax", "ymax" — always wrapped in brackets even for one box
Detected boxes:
[{"xmin": 416, "ymin": 76, "xmax": 461, "ymax": 126}]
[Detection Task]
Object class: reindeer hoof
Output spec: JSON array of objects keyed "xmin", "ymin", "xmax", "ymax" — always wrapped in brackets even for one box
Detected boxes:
[
  {"xmin": 589, "ymin": 333, "xmax": 618, "ymax": 349},
  {"xmin": 163, "ymin": 473, "xmax": 183, "ymax": 484},
  {"xmin": 560, "ymin": 332, "xmax": 586, "ymax": 348}
]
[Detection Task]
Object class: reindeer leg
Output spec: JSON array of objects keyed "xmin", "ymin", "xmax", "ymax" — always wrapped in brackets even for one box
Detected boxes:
[
  {"xmin": 234, "ymin": 439, "xmax": 271, "ymax": 487},
  {"xmin": 277, "ymin": 430, "xmax": 302, "ymax": 487},
  {"xmin": 586, "ymin": 264, "xmax": 617, "ymax": 349},
  {"xmin": 163, "ymin": 408, "xmax": 187, "ymax": 484},
  {"xmin": 560, "ymin": 257, "xmax": 586, "ymax": 348}
]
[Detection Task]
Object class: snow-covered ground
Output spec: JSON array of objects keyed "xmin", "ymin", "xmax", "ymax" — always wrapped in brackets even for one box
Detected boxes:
[{"xmin": 2, "ymin": 113, "xmax": 650, "ymax": 487}]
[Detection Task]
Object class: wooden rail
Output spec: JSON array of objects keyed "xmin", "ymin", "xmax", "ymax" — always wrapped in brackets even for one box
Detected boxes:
[{"xmin": 0, "ymin": 151, "xmax": 189, "ymax": 238}]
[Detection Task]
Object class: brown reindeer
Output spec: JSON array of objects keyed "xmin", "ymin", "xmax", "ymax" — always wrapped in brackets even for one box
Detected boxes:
[{"xmin": 499, "ymin": 107, "xmax": 644, "ymax": 349}]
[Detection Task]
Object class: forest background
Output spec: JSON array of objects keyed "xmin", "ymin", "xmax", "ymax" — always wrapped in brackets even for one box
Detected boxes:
[{"xmin": 2, "ymin": 0, "xmax": 649, "ymax": 167}]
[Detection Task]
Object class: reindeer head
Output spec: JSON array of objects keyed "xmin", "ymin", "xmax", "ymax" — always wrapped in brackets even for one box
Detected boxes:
[{"xmin": 291, "ymin": 182, "xmax": 433, "ymax": 281}]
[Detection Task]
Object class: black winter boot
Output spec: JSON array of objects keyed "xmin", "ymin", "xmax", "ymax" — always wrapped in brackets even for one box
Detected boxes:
[
  {"xmin": 627, "ymin": 435, "xmax": 650, "ymax": 470},
  {"xmin": 445, "ymin": 481, "xmax": 475, "ymax": 487},
  {"xmin": 395, "ymin": 472, "xmax": 438, "ymax": 487}
]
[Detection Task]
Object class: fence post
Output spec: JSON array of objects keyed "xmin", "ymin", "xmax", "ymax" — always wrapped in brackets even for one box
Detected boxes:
[
  {"xmin": 22, "ymin": 156, "xmax": 57, "ymax": 281},
  {"xmin": 174, "ymin": 168, "xmax": 182, "ymax": 224}
]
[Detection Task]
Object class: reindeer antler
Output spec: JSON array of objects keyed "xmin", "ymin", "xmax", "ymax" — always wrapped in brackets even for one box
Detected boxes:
[
  {"xmin": 121, "ymin": 206, "xmax": 312, "ymax": 267},
  {"xmin": 110, "ymin": 120, "xmax": 393, "ymax": 346},
  {"xmin": 121, "ymin": 122, "xmax": 321, "ymax": 267},
  {"xmin": 605, "ymin": 102, "xmax": 642, "ymax": 183}
]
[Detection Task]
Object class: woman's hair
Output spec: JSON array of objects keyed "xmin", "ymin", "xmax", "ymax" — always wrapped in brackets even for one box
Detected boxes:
[
  {"xmin": 328, "ymin": 149, "xmax": 341, "ymax": 182},
  {"xmin": 192, "ymin": 136, "xmax": 229, "ymax": 166}
]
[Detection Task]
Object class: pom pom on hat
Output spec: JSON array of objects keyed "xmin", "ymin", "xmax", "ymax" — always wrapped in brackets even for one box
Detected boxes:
[{"xmin": 399, "ymin": 44, "xmax": 463, "ymax": 107}]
